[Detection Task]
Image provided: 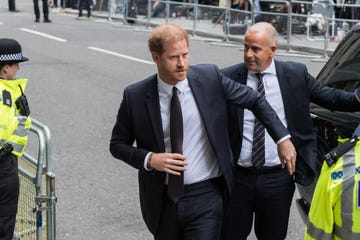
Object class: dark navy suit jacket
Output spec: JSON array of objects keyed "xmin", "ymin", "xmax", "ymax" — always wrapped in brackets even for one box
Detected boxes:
[
  {"xmin": 110, "ymin": 64, "xmax": 289, "ymax": 234},
  {"xmin": 222, "ymin": 60, "xmax": 360, "ymax": 186}
]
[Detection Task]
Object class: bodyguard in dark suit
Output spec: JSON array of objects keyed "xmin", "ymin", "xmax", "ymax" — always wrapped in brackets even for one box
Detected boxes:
[
  {"xmin": 222, "ymin": 22, "xmax": 360, "ymax": 240},
  {"xmin": 110, "ymin": 23, "xmax": 297, "ymax": 240}
]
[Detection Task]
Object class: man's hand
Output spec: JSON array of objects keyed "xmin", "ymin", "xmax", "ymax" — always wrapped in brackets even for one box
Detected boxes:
[
  {"xmin": 148, "ymin": 153, "xmax": 187, "ymax": 176},
  {"xmin": 277, "ymin": 139, "xmax": 297, "ymax": 175}
]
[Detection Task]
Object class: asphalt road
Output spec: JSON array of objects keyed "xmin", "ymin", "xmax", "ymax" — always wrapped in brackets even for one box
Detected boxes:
[{"xmin": 0, "ymin": 1, "xmax": 328, "ymax": 239}]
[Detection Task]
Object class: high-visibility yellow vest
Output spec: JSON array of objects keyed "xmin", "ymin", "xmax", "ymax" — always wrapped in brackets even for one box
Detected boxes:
[
  {"xmin": 305, "ymin": 138, "xmax": 360, "ymax": 240},
  {"xmin": 0, "ymin": 78, "xmax": 31, "ymax": 157}
]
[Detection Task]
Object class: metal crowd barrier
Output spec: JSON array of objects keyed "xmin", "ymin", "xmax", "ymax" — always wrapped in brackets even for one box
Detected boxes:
[
  {"xmin": 102, "ymin": 0, "xmax": 360, "ymax": 58},
  {"xmin": 14, "ymin": 118, "xmax": 56, "ymax": 240}
]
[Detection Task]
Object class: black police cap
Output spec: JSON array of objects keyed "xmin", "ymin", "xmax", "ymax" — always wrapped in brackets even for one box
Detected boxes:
[{"xmin": 0, "ymin": 38, "xmax": 29, "ymax": 64}]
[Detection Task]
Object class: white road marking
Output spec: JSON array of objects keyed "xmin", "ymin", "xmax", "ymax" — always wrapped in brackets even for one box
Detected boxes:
[
  {"xmin": 20, "ymin": 28, "xmax": 67, "ymax": 42},
  {"xmin": 88, "ymin": 46, "xmax": 154, "ymax": 65}
]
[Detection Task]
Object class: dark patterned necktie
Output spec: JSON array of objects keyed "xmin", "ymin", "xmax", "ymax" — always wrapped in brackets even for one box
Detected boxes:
[
  {"xmin": 252, "ymin": 73, "xmax": 266, "ymax": 168},
  {"xmin": 168, "ymin": 87, "xmax": 184, "ymax": 202}
]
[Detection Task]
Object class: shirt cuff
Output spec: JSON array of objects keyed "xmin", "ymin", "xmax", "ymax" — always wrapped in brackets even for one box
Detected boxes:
[
  {"xmin": 276, "ymin": 134, "xmax": 291, "ymax": 144},
  {"xmin": 144, "ymin": 152, "xmax": 153, "ymax": 171}
]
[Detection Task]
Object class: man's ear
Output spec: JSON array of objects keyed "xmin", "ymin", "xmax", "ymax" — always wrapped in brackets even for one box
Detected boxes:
[
  {"xmin": 271, "ymin": 45, "xmax": 277, "ymax": 57},
  {"xmin": 151, "ymin": 52, "xmax": 159, "ymax": 63}
]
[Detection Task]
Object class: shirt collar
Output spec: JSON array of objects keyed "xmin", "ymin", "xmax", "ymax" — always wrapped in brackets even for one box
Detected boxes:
[
  {"xmin": 249, "ymin": 59, "xmax": 276, "ymax": 77},
  {"xmin": 157, "ymin": 75, "xmax": 188, "ymax": 95}
]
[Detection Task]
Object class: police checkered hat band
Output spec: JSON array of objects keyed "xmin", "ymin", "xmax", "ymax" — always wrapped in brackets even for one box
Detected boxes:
[
  {"xmin": 0, "ymin": 53, "xmax": 26, "ymax": 62},
  {"xmin": 0, "ymin": 38, "xmax": 29, "ymax": 63}
]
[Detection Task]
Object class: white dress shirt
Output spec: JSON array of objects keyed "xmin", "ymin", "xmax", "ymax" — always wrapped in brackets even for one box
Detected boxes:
[
  {"xmin": 239, "ymin": 60, "xmax": 288, "ymax": 167},
  {"xmin": 145, "ymin": 76, "xmax": 221, "ymax": 185}
]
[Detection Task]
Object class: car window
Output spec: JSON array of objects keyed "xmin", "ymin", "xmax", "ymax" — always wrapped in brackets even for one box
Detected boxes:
[
  {"xmin": 328, "ymin": 79, "xmax": 360, "ymax": 92},
  {"xmin": 327, "ymin": 59, "xmax": 360, "ymax": 92}
]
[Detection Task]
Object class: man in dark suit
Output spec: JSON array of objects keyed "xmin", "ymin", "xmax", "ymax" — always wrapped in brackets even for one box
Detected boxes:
[
  {"xmin": 221, "ymin": 22, "xmax": 360, "ymax": 240},
  {"xmin": 109, "ymin": 23, "xmax": 297, "ymax": 240}
]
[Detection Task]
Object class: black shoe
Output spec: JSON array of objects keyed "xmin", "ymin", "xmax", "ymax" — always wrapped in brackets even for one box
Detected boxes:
[
  {"xmin": 35, "ymin": 18, "xmax": 40, "ymax": 22},
  {"xmin": 44, "ymin": 19, "xmax": 52, "ymax": 23},
  {"xmin": 9, "ymin": 9, "xmax": 20, "ymax": 12}
]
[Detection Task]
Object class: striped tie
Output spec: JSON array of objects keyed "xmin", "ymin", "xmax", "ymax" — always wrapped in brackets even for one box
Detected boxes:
[{"xmin": 252, "ymin": 73, "xmax": 265, "ymax": 168}]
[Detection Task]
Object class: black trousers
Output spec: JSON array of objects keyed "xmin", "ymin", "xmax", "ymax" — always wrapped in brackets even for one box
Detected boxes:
[
  {"xmin": 0, "ymin": 181, "xmax": 19, "ymax": 240},
  {"xmin": 0, "ymin": 215, "xmax": 16, "ymax": 240},
  {"xmin": 155, "ymin": 177, "xmax": 225, "ymax": 240},
  {"xmin": 224, "ymin": 166, "xmax": 295, "ymax": 240},
  {"xmin": 8, "ymin": 0, "xmax": 16, "ymax": 11},
  {"xmin": 33, "ymin": 0, "xmax": 49, "ymax": 20},
  {"xmin": 78, "ymin": 0, "xmax": 92, "ymax": 17}
]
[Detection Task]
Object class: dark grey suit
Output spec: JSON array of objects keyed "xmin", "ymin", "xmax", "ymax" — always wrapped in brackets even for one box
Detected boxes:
[{"xmin": 110, "ymin": 64, "xmax": 289, "ymax": 236}]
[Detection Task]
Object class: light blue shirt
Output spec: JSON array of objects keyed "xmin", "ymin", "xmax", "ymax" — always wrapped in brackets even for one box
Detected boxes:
[
  {"xmin": 145, "ymin": 77, "xmax": 221, "ymax": 185},
  {"xmin": 239, "ymin": 60, "xmax": 289, "ymax": 167}
]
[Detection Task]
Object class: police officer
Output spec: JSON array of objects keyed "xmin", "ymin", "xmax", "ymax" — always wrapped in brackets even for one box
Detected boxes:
[
  {"xmin": 0, "ymin": 38, "xmax": 31, "ymax": 240},
  {"xmin": 305, "ymin": 136, "xmax": 360, "ymax": 239}
]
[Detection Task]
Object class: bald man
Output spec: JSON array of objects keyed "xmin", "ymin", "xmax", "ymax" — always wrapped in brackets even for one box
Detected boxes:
[{"xmin": 221, "ymin": 22, "xmax": 360, "ymax": 240}]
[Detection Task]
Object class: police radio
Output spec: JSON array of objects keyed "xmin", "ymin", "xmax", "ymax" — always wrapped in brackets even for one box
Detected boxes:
[
  {"xmin": 15, "ymin": 85, "xmax": 30, "ymax": 116},
  {"xmin": 324, "ymin": 135, "xmax": 358, "ymax": 167},
  {"xmin": 0, "ymin": 143, "xmax": 14, "ymax": 159}
]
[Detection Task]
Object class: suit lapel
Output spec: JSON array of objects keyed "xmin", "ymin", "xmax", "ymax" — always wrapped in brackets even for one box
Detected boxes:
[
  {"xmin": 236, "ymin": 65, "xmax": 248, "ymax": 135},
  {"xmin": 187, "ymin": 69, "xmax": 206, "ymax": 120},
  {"xmin": 274, "ymin": 60, "xmax": 292, "ymax": 125},
  {"xmin": 187, "ymin": 68, "xmax": 215, "ymax": 142},
  {"xmin": 145, "ymin": 75, "xmax": 166, "ymax": 152},
  {"xmin": 237, "ymin": 66, "xmax": 248, "ymax": 85}
]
